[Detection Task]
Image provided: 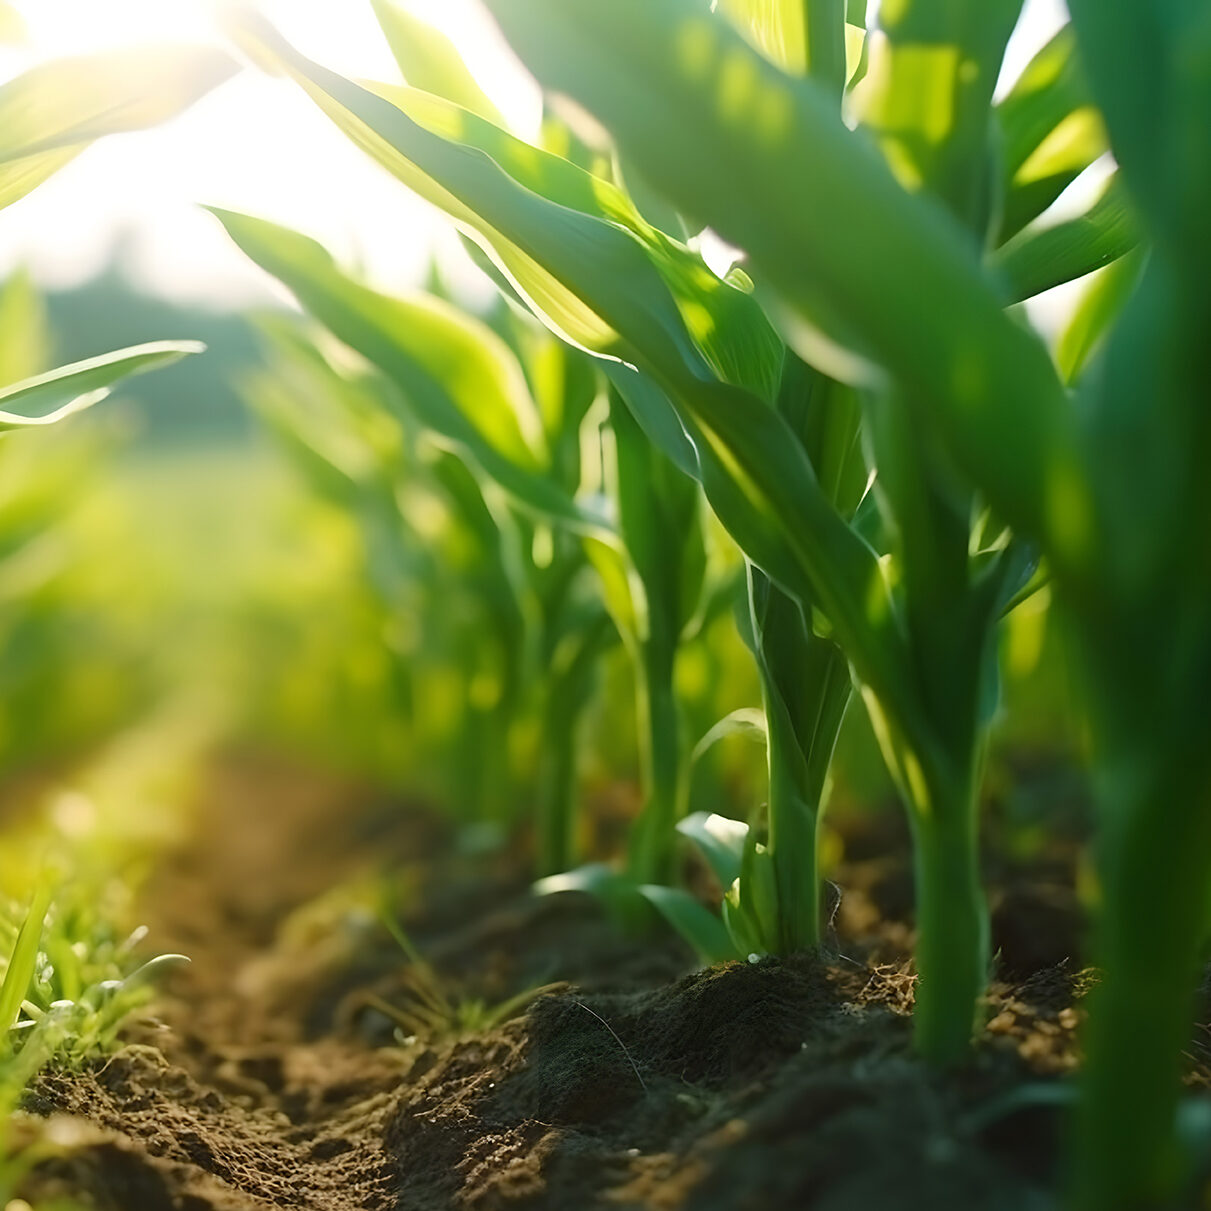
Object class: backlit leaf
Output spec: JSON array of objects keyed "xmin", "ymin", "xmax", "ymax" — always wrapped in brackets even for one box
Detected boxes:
[
  {"xmin": 0, "ymin": 45, "xmax": 236, "ymax": 211},
  {"xmin": 0, "ymin": 341, "xmax": 204, "ymax": 432}
]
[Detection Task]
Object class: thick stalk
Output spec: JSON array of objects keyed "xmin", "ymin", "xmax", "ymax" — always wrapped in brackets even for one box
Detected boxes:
[
  {"xmin": 627, "ymin": 642, "xmax": 684, "ymax": 884},
  {"xmin": 764, "ymin": 708, "xmax": 820, "ymax": 950},
  {"xmin": 909, "ymin": 764, "xmax": 989, "ymax": 1065},
  {"xmin": 1071, "ymin": 737, "xmax": 1211, "ymax": 1211},
  {"xmin": 536, "ymin": 611, "xmax": 614, "ymax": 874},
  {"xmin": 764, "ymin": 634, "xmax": 852, "ymax": 952}
]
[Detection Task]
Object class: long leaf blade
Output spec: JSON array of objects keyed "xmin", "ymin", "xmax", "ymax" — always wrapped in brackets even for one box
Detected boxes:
[
  {"xmin": 0, "ymin": 341, "xmax": 205, "ymax": 431},
  {"xmin": 484, "ymin": 0, "xmax": 1087, "ymax": 567},
  {"xmin": 0, "ymin": 45, "xmax": 236, "ymax": 210},
  {"xmin": 210, "ymin": 208, "xmax": 604, "ymax": 534}
]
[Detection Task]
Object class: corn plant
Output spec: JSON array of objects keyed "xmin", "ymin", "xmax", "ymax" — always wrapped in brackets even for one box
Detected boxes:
[
  {"xmin": 221, "ymin": 2, "xmax": 1019, "ymax": 1056},
  {"xmin": 220, "ymin": 5, "xmax": 845, "ymax": 951},
  {"xmin": 438, "ymin": 0, "xmax": 1202, "ymax": 1206},
  {"xmin": 215, "ymin": 208, "xmax": 717, "ymax": 890},
  {"xmin": 215, "ymin": 216, "xmax": 628, "ymax": 866}
]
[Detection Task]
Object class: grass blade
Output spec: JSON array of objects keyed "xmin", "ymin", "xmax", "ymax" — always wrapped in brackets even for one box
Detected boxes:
[{"xmin": 0, "ymin": 883, "xmax": 52, "ymax": 1038}]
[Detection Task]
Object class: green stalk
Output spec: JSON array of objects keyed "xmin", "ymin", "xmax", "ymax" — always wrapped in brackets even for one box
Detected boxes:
[
  {"xmin": 908, "ymin": 760, "xmax": 989, "ymax": 1064},
  {"xmin": 1071, "ymin": 694, "xmax": 1211, "ymax": 1210},
  {"xmin": 764, "ymin": 708, "xmax": 822, "ymax": 950},
  {"xmin": 536, "ymin": 614, "xmax": 612, "ymax": 875},
  {"xmin": 754, "ymin": 571, "xmax": 853, "ymax": 952},
  {"xmin": 537, "ymin": 698, "xmax": 577, "ymax": 874},
  {"xmin": 627, "ymin": 640, "xmax": 685, "ymax": 885}
]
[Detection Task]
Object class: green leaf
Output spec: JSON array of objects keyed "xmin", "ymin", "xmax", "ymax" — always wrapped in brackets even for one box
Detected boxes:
[
  {"xmin": 369, "ymin": 0, "xmax": 507, "ymax": 127},
  {"xmin": 227, "ymin": 13, "xmax": 915, "ymax": 730},
  {"xmin": 1056, "ymin": 248, "xmax": 1145, "ymax": 385},
  {"xmin": 638, "ymin": 884, "xmax": 740, "ymax": 964},
  {"xmin": 210, "ymin": 208, "xmax": 604, "ymax": 534},
  {"xmin": 715, "ymin": 0, "xmax": 846, "ymax": 94},
  {"xmin": 609, "ymin": 389, "xmax": 705, "ymax": 648},
  {"xmin": 0, "ymin": 341, "xmax": 204, "ymax": 432},
  {"xmin": 857, "ymin": 0, "xmax": 1021, "ymax": 224},
  {"xmin": 0, "ymin": 882, "xmax": 52, "ymax": 1037},
  {"xmin": 224, "ymin": 11, "xmax": 785, "ymax": 403},
  {"xmin": 484, "ymin": 0, "xmax": 1085, "ymax": 569},
  {"xmin": 690, "ymin": 707, "xmax": 767, "ymax": 766},
  {"xmin": 993, "ymin": 172, "xmax": 1141, "ymax": 304},
  {"xmin": 0, "ymin": 45, "xmax": 236, "ymax": 211},
  {"xmin": 1068, "ymin": 0, "xmax": 1211, "ymax": 275},
  {"xmin": 1064, "ymin": 1, "xmax": 1170, "ymax": 237},
  {"xmin": 995, "ymin": 25, "xmax": 1106, "ymax": 242},
  {"xmin": 676, "ymin": 811, "xmax": 748, "ymax": 891}
]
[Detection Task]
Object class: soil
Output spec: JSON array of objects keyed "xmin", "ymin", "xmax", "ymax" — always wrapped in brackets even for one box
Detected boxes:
[{"xmin": 8, "ymin": 751, "xmax": 1204, "ymax": 1210}]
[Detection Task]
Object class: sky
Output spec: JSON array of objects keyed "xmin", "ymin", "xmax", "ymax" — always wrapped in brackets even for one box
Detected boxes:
[{"xmin": 0, "ymin": 0, "xmax": 1071, "ymax": 312}]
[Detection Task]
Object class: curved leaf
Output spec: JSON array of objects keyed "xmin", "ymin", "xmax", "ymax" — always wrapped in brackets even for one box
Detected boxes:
[
  {"xmin": 995, "ymin": 26, "xmax": 1105, "ymax": 241},
  {"xmin": 0, "ymin": 45, "xmax": 236, "ymax": 211},
  {"xmin": 0, "ymin": 882, "xmax": 52, "ymax": 1036},
  {"xmin": 370, "ymin": 0, "xmax": 507, "ymax": 127},
  {"xmin": 0, "ymin": 341, "xmax": 204, "ymax": 432},
  {"xmin": 993, "ymin": 172, "xmax": 1140, "ymax": 303},
  {"xmin": 224, "ymin": 12, "xmax": 913, "ymax": 725},
  {"xmin": 210, "ymin": 208, "xmax": 605, "ymax": 534},
  {"xmin": 637, "ymin": 883, "xmax": 740, "ymax": 964},
  {"xmin": 676, "ymin": 811, "xmax": 748, "ymax": 891},
  {"xmin": 484, "ymin": 0, "xmax": 1085, "ymax": 568}
]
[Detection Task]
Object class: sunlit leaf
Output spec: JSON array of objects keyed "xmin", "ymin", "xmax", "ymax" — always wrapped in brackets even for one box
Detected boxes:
[
  {"xmin": 690, "ymin": 707, "xmax": 767, "ymax": 765},
  {"xmin": 224, "ymin": 12, "xmax": 917, "ymax": 727},
  {"xmin": 0, "ymin": 45, "xmax": 237, "ymax": 211},
  {"xmin": 485, "ymin": 0, "xmax": 1083, "ymax": 567},
  {"xmin": 677, "ymin": 811, "xmax": 748, "ymax": 891},
  {"xmin": 0, "ymin": 882, "xmax": 52, "ymax": 1036},
  {"xmin": 0, "ymin": 341, "xmax": 205, "ymax": 432},
  {"xmin": 369, "ymin": 0, "xmax": 507, "ymax": 127},
  {"xmin": 715, "ymin": 0, "xmax": 846, "ymax": 93},
  {"xmin": 993, "ymin": 172, "xmax": 1140, "ymax": 303},
  {"xmin": 210, "ymin": 207, "xmax": 606, "ymax": 534},
  {"xmin": 857, "ymin": 0, "xmax": 1020, "ymax": 221},
  {"xmin": 995, "ymin": 26, "xmax": 1105, "ymax": 241}
]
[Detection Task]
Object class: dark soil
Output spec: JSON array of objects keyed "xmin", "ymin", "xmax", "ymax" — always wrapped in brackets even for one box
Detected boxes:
[{"xmin": 9, "ymin": 752, "xmax": 1199, "ymax": 1210}]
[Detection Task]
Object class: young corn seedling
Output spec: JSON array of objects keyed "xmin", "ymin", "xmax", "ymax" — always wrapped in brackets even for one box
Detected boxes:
[
  {"xmin": 1, "ymin": 881, "xmax": 187, "ymax": 1189},
  {"xmin": 469, "ymin": 0, "xmax": 1209, "ymax": 1204},
  {"xmin": 219, "ymin": 2, "xmax": 1032, "ymax": 1054},
  {"xmin": 467, "ymin": 0, "xmax": 1105, "ymax": 1063},
  {"xmin": 362, "ymin": 902, "xmax": 559, "ymax": 1045},
  {"xmin": 216, "ymin": 205, "xmax": 711, "ymax": 895},
  {"xmin": 221, "ymin": 3, "xmax": 856, "ymax": 953}
]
